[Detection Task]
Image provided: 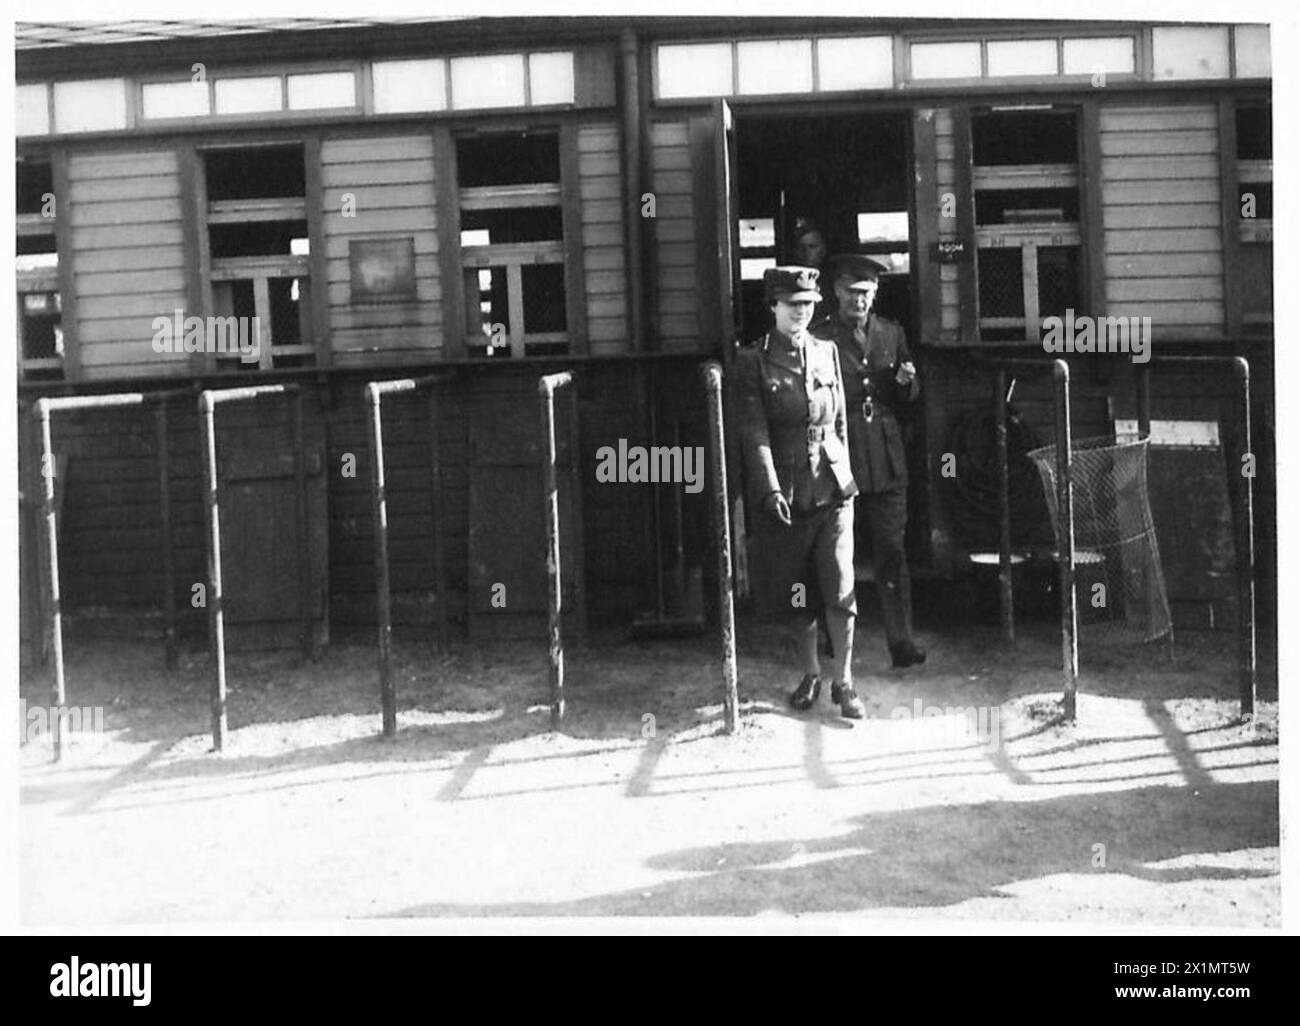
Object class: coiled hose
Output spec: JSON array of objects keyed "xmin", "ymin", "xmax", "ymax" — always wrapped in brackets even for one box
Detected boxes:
[{"xmin": 941, "ymin": 405, "xmax": 1054, "ymax": 552}]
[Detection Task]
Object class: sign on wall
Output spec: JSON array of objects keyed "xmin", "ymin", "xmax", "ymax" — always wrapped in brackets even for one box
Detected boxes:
[{"xmin": 350, "ymin": 237, "xmax": 417, "ymax": 302}]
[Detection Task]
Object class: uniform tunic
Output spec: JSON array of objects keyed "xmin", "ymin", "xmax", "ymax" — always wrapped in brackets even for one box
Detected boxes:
[
  {"xmin": 810, "ymin": 311, "xmax": 920, "ymax": 647},
  {"xmin": 810, "ymin": 311, "xmax": 919, "ymax": 493},
  {"xmin": 731, "ymin": 329, "xmax": 858, "ymax": 624}
]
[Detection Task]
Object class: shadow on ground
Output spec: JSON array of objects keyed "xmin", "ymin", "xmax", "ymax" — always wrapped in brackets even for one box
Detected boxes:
[{"xmin": 382, "ymin": 779, "xmax": 1278, "ymax": 917}]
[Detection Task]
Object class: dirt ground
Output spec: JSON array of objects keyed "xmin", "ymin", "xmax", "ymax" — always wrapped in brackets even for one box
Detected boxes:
[{"xmin": 18, "ymin": 612, "xmax": 1280, "ymax": 927}]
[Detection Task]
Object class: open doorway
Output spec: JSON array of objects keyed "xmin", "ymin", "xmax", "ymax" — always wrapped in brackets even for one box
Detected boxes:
[{"xmin": 733, "ymin": 110, "xmax": 912, "ymax": 342}]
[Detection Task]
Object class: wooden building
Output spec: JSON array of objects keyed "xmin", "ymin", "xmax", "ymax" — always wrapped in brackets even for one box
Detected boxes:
[{"xmin": 15, "ymin": 17, "xmax": 1274, "ymax": 651}]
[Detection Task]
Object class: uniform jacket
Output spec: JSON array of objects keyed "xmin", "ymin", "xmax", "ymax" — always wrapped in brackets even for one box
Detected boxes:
[
  {"xmin": 731, "ymin": 330, "xmax": 858, "ymax": 516},
  {"xmin": 810, "ymin": 312, "xmax": 919, "ymax": 493}
]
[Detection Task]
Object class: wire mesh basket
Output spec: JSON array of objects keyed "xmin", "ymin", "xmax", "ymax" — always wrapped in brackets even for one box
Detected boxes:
[{"xmin": 1028, "ymin": 434, "xmax": 1172, "ymax": 644}]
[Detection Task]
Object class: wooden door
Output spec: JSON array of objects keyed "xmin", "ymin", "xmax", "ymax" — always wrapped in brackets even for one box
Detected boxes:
[
  {"xmin": 467, "ymin": 385, "xmax": 584, "ymax": 640},
  {"xmin": 214, "ymin": 394, "xmax": 329, "ymax": 652}
]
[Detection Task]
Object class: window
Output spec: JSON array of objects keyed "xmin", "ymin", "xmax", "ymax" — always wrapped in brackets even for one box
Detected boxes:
[
  {"xmin": 456, "ymin": 131, "xmax": 567, "ymax": 358},
  {"xmin": 655, "ymin": 36, "xmax": 895, "ymax": 98},
  {"xmin": 856, "ymin": 211, "xmax": 910, "ymax": 273},
  {"xmin": 657, "ymin": 43, "xmax": 733, "ymax": 99},
  {"xmin": 815, "ymin": 37, "xmax": 893, "ymax": 91},
  {"xmin": 911, "ymin": 42, "xmax": 982, "ymax": 80},
  {"xmin": 1233, "ymin": 26, "xmax": 1270, "ymax": 79},
  {"xmin": 203, "ymin": 144, "xmax": 313, "ymax": 370},
  {"xmin": 985, "ymin": 40, "xmax": 1058, "ymax": 77},
  {"xmin": 1152, "ymin": 26, "xmax": 1230, "ymax": 80},
  {"xmin": 52, "ymin": 79, "xmax": 128, "ymax": 133},
  {"xmin": 971, "ymin": 108, "xmax": 1082, "ymax": 342},
  {"xmin": 451, "ymin": 57, "xmax": 527, "ymax": 110},
  {"xmin": 1235, "ymin": 103, "xmax": 1272, "ymax": 329},
  {"xmin": 17, "ymin": 157, "xmax": 62, "ymax": 380},
  {"xmin": 736, "ymin": 40, "xmax": 813, "ymax": 95},
  {"xmin": 16, "ymin": 84, "xmax": 51, "ymax": 136},
  {"xmin": 1062, "ymin": 37, "xmax": 1136, "ymax": 77},
  {"xmin": 372, "ymin": 59, "xmax": 448, "ymax": 114},
  {"xmin": 142, "ymin": 80, "xmax": 211, "ymax": 119},
  {"xmin": 738, "ymin": 217, "xmax": 776, "ymax": 282},
  {"xmin": 141, "ymin": 68, "xmax": 359, "ymax": 122}
]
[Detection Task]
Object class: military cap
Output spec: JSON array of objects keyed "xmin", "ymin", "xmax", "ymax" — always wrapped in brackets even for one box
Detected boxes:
[
  {"xmin": 826, "ymin": 253, "xmax": 889, "ymax": 289},
  {"xmin": 764, "ymin": 265, "xmax": 822, "ymax": 304}
]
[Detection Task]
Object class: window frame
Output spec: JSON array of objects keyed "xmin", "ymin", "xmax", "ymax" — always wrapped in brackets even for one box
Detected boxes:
[
  {"xmin": 197, "ymin": 138, "xmax": 319, "ymax": 373},
  {"xmin": 1221, "ymin": 96, "xmax": 1272, "ymax": 334},
  {"xmin": 965, "ymin": 103, "xmax": 1088, "ymax": 344},
  {"xmin": 436, "ymin": 116, "xmax": 587, "ymax": 361},
  {"xmin": 136, "ymin": 61, "xmax": 365, "ymax": 126},
  {"xmin": 16, "ymin": 153, "xmax": 66, "ymax": 379}
]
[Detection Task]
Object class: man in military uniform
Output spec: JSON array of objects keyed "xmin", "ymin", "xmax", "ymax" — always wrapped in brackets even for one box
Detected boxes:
[
  {"xmin": 812, "ymin": 254, "xmax": 926, "ymax": 669},
  {"xmin": 731, "ymin": 266, "xmax": 865, "ymax": 718}
]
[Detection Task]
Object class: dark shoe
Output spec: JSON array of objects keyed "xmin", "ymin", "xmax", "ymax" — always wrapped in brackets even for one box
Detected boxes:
[
  {"xmin": 831, "ymin": 680, "xmax": 866, "ymax": 719},
  {"xmin": 890, "ymin": 640, "xmax": 927, "ymax": 668},
  {"xmin": 788, "ymin": 674, "xmax": 821, "ymax": 711}
]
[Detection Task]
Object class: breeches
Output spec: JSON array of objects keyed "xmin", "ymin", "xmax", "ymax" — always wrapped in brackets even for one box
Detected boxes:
[
  {"xmin": 750, "ymin": 500, "xmax": 857, "ymax": 626},
  {"xmin": 857, "ymin": 487, "xmax": 912, "ymax": 645}
]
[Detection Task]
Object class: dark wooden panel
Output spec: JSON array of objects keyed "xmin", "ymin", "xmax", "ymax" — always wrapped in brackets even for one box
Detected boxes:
[
  {"xmin": 951, "ymin": 106, "xmax": 978, "ymax": 344},
  {"xmin": 1218, "ymin": 97, "xmax": 1243, "ymax": 337},
  {"xmin": 913, "ymin": 108, "xmax": 941, "ymax": 346},
  {"xmin": 468, "ymin": 391, "xmax": 582, "ymax": 640}
]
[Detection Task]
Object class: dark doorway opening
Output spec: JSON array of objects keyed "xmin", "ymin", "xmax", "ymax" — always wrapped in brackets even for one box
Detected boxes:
[{"xmin": 733, "ymin": 110, "xmax": 912, "ymax": 341}]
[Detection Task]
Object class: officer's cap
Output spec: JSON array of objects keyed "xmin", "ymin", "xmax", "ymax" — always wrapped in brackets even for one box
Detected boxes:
[
  {"xmin": 827, "ymin": 253, "xmax": 889, "ymax": 290},
  {"xmin": 764, "ymin": 265, "xmax": 822, "ymax": 304}
]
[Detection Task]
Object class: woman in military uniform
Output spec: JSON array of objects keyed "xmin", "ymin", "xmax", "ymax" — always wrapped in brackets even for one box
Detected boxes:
[
  {"xmin": 811, "ymin": 254, "xmax": 926, "ymax": 669},
  {"xmin": 730, "ymin": 266, "xmax": 865, "ymax": 719}
]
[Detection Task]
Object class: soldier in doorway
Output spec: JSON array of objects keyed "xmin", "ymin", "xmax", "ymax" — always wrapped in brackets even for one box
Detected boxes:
[
  {"xmin": 789, "ymin": 218, "xmax": 834, "ymax": 322},
  {"xmin": 812, "ymin": 254, "xmax": 926, "ymax": 669},
  {"xmin": 731, "ymin": 266, "xmax": 866, "ymax": 718}
]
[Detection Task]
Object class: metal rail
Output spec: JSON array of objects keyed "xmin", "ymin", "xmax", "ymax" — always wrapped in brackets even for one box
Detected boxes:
[
  {"xmin": 198, "ymin": 383, "xmax": 303, "ymax": 752},
  {"xmin": 701, "ymin": 362, "xmax": 740, "ymax": 733},
  {"xmin": 971, "ymin": 356, "xmax": 1078, "ymax": 720},
  {"xmin": 538, "ymin": 372, "xmax": 575, "ymax": 728},
  {"xmin": 33, "ymin": 388, "xmax": 190, "ymax": 761},
  {"xmin": 365, "ymin": 374, "xmax": 453, "ymax": 738},
  {"xmin": 1137, "ymin": 356, "xmax": 1256, "ymax": 720}
]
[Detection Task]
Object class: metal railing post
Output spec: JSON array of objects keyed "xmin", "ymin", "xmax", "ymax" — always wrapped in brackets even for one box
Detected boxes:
[
  {"xmin": 539, "ymin": 372, "xmax": 574, "ymax": 728},
  {"xmin": 365, "ymin": 374, "xmax": 452, "ymax": 737},
  {"xmin": 155, "ymin": 400, "xmax": 178, "ymax": 672},
  {"xmin": 294, "ymin": 389, "xmax": 312, "ymax": 661},
  {"xmin": 701, "ymin": 362, "xmax": 740, "ymax": 733},
  {"xmin": 995, "ymin": 369, "xmax": 1014, "ymax": 645},
  {"xmin": 34, "ymin": 399, "xmax": 66, "ymax": 762},
  {"xmin": 199, "ymin": 392, "xmax": 228, "ymax": 751},
  {"xmin": 367, "ymin": 382, "xmax": 397, "ymax": 738},
  {"xmin": 1232, "ymin": 357, "xmax": 1257, "ymax": 720},
  {"xmin": 1052, "ymin": 360, "xmax": 1079, "ymax": 721},
  {"xmin": 198, "ymin": 383, "xmax": 299, "ymax": 751},
  {"xmin": 428, "ymin": 389, "xmax": 449, "ymax": 655}
]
